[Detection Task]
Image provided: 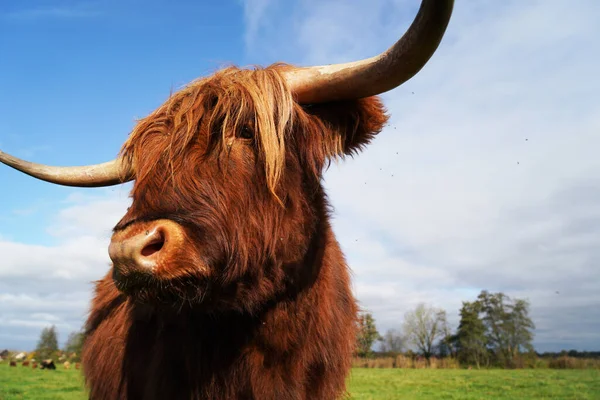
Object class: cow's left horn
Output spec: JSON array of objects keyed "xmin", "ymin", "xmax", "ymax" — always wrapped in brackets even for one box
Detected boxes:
[
  {"xmin": 283, "ymin": 0, "xmax": 454, "ymax": 104},
  {"xmin": 0, "ymin": 150, "xmax": 134, "ymax": 187}
]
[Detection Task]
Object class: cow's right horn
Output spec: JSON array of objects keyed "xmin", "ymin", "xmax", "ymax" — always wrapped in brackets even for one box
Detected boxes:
[{"xmin": 0, "ymin": 149, "xmax": 134, "ymax": 187}]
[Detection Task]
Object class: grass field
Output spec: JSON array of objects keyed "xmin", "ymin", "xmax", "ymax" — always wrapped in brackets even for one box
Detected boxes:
[{"xmin": 1, "ymin": 366, "xmax": 599, "ymax": 399}]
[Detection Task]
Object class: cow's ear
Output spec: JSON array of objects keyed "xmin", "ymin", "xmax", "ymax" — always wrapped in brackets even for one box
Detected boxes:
[{"xmin": 298, "ymin": 96, "xmax": 389, "ymax": 175}]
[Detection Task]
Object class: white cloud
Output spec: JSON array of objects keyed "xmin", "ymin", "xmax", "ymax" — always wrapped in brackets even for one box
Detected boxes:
[
  {"xmin": 0, "ymin": 188, "xmax": 131, "ymax": 349},
  {"xmin": 244, "ymin": 0, "xmax": 600, "ymax": 351},
  {"xmin": 240, "ymin": 0, "xmax": 275, "ymax": 53}
]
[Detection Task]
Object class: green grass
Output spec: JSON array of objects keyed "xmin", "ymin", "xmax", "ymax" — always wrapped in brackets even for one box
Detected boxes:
[
  {"xmin": 1, "ymin": 366, "xmax": 598, "ymax": 399},
  {"xmin": 347, "ymin": 369, "xmax": 600, "ymax": 399},
  {"xmin": 0, "ymin": 366, "xmax": 86, "ymax": 400}
]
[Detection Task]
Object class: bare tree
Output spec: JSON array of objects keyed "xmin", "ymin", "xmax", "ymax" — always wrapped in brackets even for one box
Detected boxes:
[
  {"xmin": 63, "ymin": 330, "xmax": 85, "ymax": 362},
  {"xmin": 403, "ymin": 303, "xmax": 448, "ymax": 363},
  {"xmin": 379, "ymin": 329, "xmax": 405, "ymax": 353}
]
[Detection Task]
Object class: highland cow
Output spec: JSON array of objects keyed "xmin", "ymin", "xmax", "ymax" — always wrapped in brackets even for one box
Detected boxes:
[
  {"xmin": 40, "ymin": 360, "xmax": 56, "ymax": 370},
  {"xmin": 0, "ymin": 1, "xmax": 453, "ymax": 398}
]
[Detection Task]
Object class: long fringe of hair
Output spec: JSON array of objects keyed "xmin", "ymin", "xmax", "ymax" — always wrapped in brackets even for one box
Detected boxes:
[{"xmin": 119, "ymin": 64, "xmax": 296, "ymax": 200}]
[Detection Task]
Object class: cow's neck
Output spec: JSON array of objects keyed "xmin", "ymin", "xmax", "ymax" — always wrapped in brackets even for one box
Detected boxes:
[{"xmin": 84, "ymin": 191, "xmax": 336, "ymax": 398}]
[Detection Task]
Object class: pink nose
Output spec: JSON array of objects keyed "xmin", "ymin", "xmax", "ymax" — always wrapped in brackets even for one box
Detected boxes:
[{"xmin": 108, "ymin": 220, "xmax": 184, "ymax": 274}]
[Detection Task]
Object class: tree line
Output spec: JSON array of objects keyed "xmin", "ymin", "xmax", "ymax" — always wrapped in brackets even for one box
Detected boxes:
[
  {"xmin": 356, "ymin": 289, "xmax": 539, "ymax": 368},
  {"xmin": 32, "ymin": 326, "xmax": 84, "ymax": 362},
  {"xmin": 17, "ymin": 288, "xmax": 599, "ymax": 369}
]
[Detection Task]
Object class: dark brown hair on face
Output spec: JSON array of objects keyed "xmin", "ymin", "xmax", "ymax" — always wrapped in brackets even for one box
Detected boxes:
[{"xmin": 111, "ymin": 64, "xmax": 389, "ymax": 312}]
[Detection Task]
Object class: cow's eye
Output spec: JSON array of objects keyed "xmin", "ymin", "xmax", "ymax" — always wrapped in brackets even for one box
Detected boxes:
[{"xmin": 238, "ymin": 126, "xmax": 253, "ymax": 140}]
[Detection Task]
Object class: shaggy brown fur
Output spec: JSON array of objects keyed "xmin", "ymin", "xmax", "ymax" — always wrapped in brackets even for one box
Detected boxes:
[{"xmin": 82, "ymin": 64, "xmax": 388, "ymax": 399}]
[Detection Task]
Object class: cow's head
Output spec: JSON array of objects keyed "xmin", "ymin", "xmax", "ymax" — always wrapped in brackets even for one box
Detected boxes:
[{"xmin": 1, "ymin": 1, "xmax": 453, "ymax": 311}]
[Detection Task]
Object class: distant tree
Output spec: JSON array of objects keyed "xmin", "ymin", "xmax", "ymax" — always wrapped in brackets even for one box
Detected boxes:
[
  {"xmin": 505, "ymin": 298, "xmax": 535, "ymax": 360},
  {"xmin": 35, "ymin": 325, "xmax": 59, "ymax": 361},
  {"xmin": 379, "ymin": 329, "xmax": 405, "ymax": 353},
  {"xmin": 477, "ymin": 290, "xmax": 535, "ymax": 367},
  {"xmin": 355, "ymin": 312, "xmax": 382, "ymax": 358},
  {"xmin": 455, "ymin": 300, "xmax": 488, "ymax": 368},
  {"xmin": 403, "ymin": 303, "xmax": 448, "ymax": 364},
  {"xmin": 63, "ymin": 330, "xmax": 85, "ymax": 361},
  {"xmin": 436, "ymin": 316, "xmax": 456, "ymax": 358}
]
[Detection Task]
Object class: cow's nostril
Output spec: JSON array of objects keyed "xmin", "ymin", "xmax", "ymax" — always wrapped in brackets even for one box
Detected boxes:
[
  {"xmin": 141, "ymin": 235, "xmax": 165, "ymax": 257},
  {"xmin": 110, "ymin": 219, "xmax": 185, "ymax": 276}
]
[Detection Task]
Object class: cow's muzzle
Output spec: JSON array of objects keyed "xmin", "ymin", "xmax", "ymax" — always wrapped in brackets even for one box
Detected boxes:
[{"xmin": 109, "ymin": 219, "xmax": 186, "ymax": 280}]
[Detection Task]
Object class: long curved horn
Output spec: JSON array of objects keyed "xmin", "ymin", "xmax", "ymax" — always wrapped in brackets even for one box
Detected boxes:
[
  {"xmin": 0, "ymin": 150, "xmax": 133, "ymax": 187},
  {"xmin": 283, "ymin": 0, "xmax": 454, "ymax": 104}
]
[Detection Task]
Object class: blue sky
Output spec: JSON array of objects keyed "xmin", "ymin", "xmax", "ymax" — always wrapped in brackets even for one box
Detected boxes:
[
  {"xmin": 1, "ymin": 0, "xmax": 599, "ymax": 353},
  {"xmin": 0, "ymin": 0, "xmax": 247, "ymax": 243}
]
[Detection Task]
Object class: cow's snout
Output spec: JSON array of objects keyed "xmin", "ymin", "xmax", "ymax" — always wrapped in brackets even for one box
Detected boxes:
[{"xmin": 109, "ymin": 219, "xmax": 185, "ymax": 275}]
